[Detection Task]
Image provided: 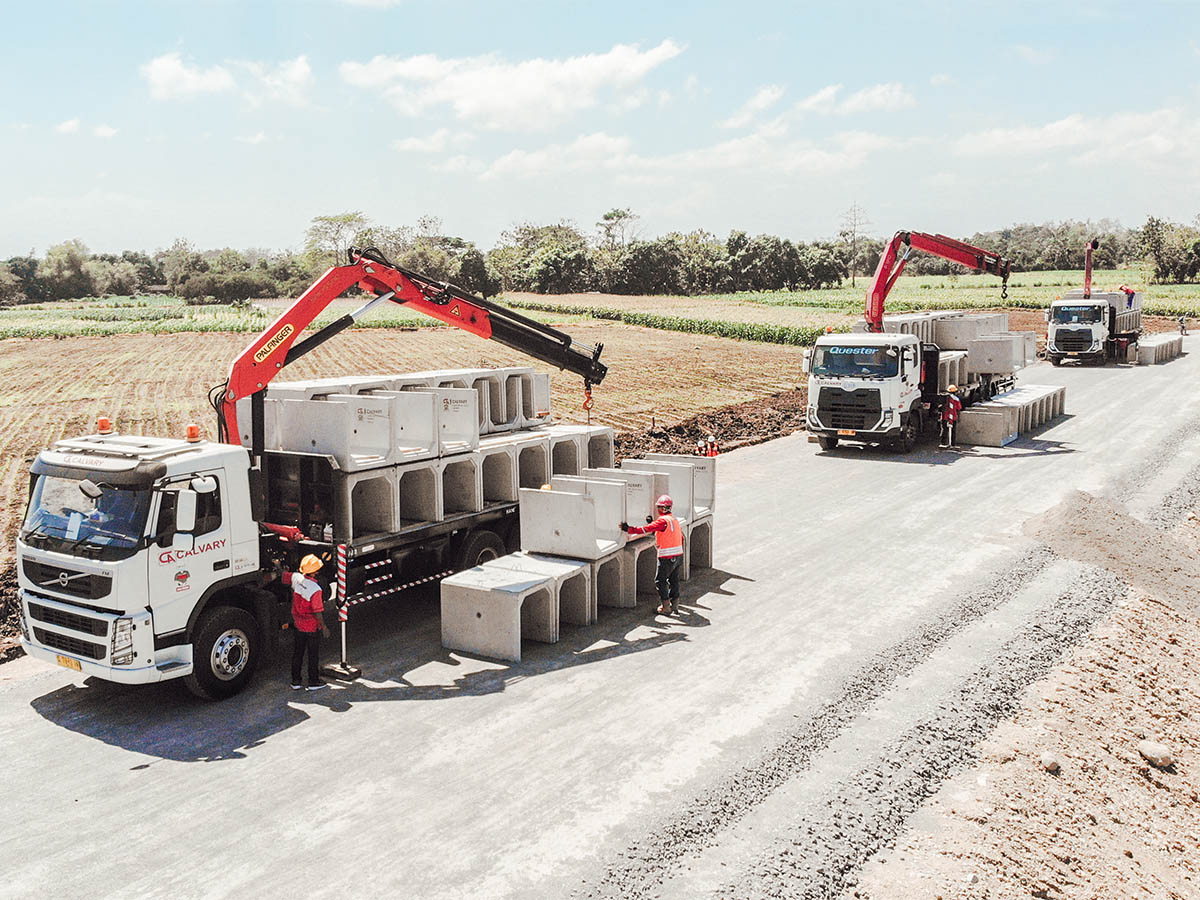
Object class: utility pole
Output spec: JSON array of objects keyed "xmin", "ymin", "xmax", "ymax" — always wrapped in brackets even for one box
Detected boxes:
[{"xmin": 839, "ymin": 202, "xmax": 871, "ymax": 287}]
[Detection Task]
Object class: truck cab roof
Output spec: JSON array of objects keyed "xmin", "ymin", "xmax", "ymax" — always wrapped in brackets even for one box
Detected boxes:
[
  {"xmin": 34, "ymin": 433, "xmax": 247, "ymax": 485},
  {"xmin": 814, "ymin": 332, "xmax": 919, "ymax": 346}
]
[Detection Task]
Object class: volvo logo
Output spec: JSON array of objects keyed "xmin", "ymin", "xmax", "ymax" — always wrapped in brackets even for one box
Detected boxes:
[
  {"xmin": 39, "ymin": 570, "xmax": 87, "ymax": 589},
  {"xmin": 58, "ymin": 571, "xmax": 69, "ymax": 587}
]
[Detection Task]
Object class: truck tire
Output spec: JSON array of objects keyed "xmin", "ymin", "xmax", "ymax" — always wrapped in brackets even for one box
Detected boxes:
[
  {"xmin": 455, "ymin": 528, "xmax": 506, "ymax": 570},
  {"xmin": 183, "ymin": 605, "xmax": 260, "ymax": 701},
  {"xmin": 896, "ymin": 414, "xmax": 919, "ymax": 454},
  {"xmin": 1049, "ymin": 356, "xmax": 1061, "ymax": 367},
  {"xmin": 817, "ymin": 435, "xmax": 839, "ymax": 451}
]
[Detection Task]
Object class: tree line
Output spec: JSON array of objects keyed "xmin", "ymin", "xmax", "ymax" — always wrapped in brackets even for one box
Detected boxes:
[{"xmin": 2, "ymin": 211, "xmax": 1197, "ymax": 306}]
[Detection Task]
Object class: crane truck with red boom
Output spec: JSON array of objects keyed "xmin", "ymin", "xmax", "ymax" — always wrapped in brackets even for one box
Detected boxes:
[
  {"xmin": 14, "ymin": 248, "xmax": 607, "ymax": 699},
  {"xmin": 804, "ymin": 231, "xmax": 1012, "ymax": 452}
]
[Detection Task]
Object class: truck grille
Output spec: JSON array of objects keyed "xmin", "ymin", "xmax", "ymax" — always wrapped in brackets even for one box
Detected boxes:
[
  {"xmin": 33, "ymin": 627, "xmax": 106, "ymax": 661},
  {"xmin": 1055, "ymin": 328, "xmax": 1094, "ymax": 352},
  {"xmin": 22, "ymin": 560, "xmax": 112, "ymax": 600},
  {"xmin": 27, "ymin": 601, "xmax": 108, "ymax": 637},
  {"xmin": 817, "ymin": 387, "xmax": 882, "ymax": 430}
]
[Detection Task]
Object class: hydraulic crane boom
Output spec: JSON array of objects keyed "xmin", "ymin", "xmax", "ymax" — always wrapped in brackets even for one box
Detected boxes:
[
  {"xmin": 864, "ymin": 231, "xmax": 1011, "ymax": 332},
  {"xmin": 216, "ymin": 247, "xmax": 607, "ymax": 447}
]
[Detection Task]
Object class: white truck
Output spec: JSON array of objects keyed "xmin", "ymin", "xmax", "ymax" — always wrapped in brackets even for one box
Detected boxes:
[
  {"xmin": 14, "ymin": 249, "xmax": 609, "ymax": 699},
  {"xmin": 1045, "ymin": 289, "xmax": 1143, "ymax": 366},
  {"xmin": 803, "ymin": 230, "xmax": 1020, "ymax": 453}
]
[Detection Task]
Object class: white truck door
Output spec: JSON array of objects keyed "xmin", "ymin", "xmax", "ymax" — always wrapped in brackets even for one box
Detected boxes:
[{"xmin": 148, "ymin": 471, "xmax": 233, "ymax": 637}]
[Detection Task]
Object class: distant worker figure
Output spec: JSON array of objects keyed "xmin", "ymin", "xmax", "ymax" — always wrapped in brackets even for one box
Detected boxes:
[
  {"xmin": 620, "ymin": 495, "xmax": 684, "ymax": 616},
  {"xmin": 284, "ymin": 554, "xmax": 330, "ymax": 691},
  {"xmin": 940, "ymin": 385, "xmax": 962, "ymax": 449},
  {"xmin": 1180, "ymin": 315, "xmax": 1188, "ymax": 336}
]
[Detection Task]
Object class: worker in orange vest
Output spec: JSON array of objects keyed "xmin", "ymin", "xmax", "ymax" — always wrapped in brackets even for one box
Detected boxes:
[
  {"xmin": 620, "ymin": 494, "xmax": 684, "ymax": 615},
  {"xmin": 940, "ymin": 384, "xmax": 962, "ymax": 448}
]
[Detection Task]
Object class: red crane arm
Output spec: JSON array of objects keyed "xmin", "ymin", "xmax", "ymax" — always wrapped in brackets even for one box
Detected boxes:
[
  {"xmin": 864, "ymin": 231, "xmax": 1011, "ymax": 332},
  {"xmin": 219, "ymin": 249, "xmax": 606, "ymax": 444}
]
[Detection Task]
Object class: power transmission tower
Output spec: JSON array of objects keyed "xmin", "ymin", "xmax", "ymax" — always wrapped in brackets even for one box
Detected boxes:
[{"xmin": 839, "ymin": 202, "xmax": 872, "ymax": 287}]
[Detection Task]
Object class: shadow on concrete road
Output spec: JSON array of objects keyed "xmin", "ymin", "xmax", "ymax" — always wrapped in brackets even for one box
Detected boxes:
[{"xmin": 29, "ymin": 568, "xmax": 750, "ymax": 764}]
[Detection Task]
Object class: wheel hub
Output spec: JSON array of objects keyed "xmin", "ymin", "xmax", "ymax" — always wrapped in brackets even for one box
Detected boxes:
[{"xmin": 211, "ymin": 628, "xmax": 250, "ymax": 681}]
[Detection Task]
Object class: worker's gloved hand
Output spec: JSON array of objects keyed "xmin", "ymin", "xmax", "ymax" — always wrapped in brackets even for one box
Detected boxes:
[
  {"xmin": 645, "ymin": 515, "xmax": 653, "ymax": 524},
  {"xmin": 618, "ymin": 522, "xmax": 629, "ymax": 532}
]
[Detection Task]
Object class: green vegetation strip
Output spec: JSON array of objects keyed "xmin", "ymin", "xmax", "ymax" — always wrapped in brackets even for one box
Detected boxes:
[{"xmin": 504, "ymin": 299, "xmax": 834, "ymax": 345}]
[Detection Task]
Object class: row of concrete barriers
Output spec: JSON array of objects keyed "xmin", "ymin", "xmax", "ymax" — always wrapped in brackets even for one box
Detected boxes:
[
  {"xmin": 238, "ymin": 367, "xmax": 555, "ymax": 470},
  {"xmin": 957, "ymin": 385, "xmax": 1067, "ymax": 447},
  {"xmin": 440, "ymin": 453, "xmax": 716, "ymax": 662},
  {"xmin": 1138, "ymin": 334, "xmax": 1184, "ymax": 365}
]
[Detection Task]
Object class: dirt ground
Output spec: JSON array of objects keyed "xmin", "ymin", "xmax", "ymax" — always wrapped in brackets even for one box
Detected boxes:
[{"xmin": 850, "ymin": 492, "xmax": 1200, "ymax": 900}]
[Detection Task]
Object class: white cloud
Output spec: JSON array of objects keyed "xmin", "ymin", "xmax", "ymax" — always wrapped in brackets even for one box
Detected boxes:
[
  {"xmin": 1014, "ymin": 44, "xmax": 1055, "ymax": 64},
  {"xmin": 431, "ymin": 154, "xmax": 486, "ymax": 175},
  {"xmin": 684, "ymin": 74, "xmax": 701, "ymax": 98},
  {"xmin": 338, "ymin": 39, "xmax": 683, "ymax": 130},
  {"xmin": 793, "ymin": 82, "xmax": 915, "ymax": 116},
  {"xmin": 239, "ymin": 55, "xmax": 313, "ymax": 106},
  {"xmin": 930, "ymin": 73, "xmax": 954, "ymax": 86},
  {"xmin": 721, "ymin": 84, "xmax": 785, "ymax": 128},
  {"xmin": 482, "ymin": 132, "xmax": 633, "ymax": 179},
  {"xmin": 141, "ymin": 52, "xmax": 235, "ymax": 99},
  {"xmin": 954, "ymin": 109, "xmax": 1197, "ymax": 165},
  {"xmin": 393, "ymin": 129, "xmax": 475, "ymax": 152},
  {"xmin": 93, "ymin": 124, "xmax": 118, "ymax": 138},
  {"xmin": 55, "ymin": 118, "xmax": 80, "ymax": 134},
  {"xmin": 235, "ymin": 132, "xmax": 268, "ymax": 145}
]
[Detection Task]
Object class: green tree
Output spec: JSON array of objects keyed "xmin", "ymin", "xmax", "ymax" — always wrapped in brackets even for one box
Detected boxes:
[
  {"xmin": 455, "ymin": 248, "xmax": 501, "ymax": 297},
  {"xmin": 159, "ymin": 238, "xmax": 209, "ymax": 292},
  {"xmin": 0, "ymin": 262, "xmax": 25, "ymax": 306},
  {"xmin": 305, "ymin": 211, "xmax": 370, "ymax": 269},
  {"xmin": 596, "ymin": 208, "xmax": 639, "ymax": 251},
  {"xmin": 40, "ymin": 240, "xmax": 95, "ymax": 299}
]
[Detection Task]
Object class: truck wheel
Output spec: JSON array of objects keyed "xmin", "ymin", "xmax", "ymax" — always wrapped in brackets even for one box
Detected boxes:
[
  {"xmin": 1049, "ymin": 356, "xmax": 1061, "ymax": 367},
  {"xmin": 817, "ymin": 436, "xmax": 839, "ymax": 451},
  {"xmin": 183, "ymin": 605, "xmax": 259, "ymax": 701},
  {"xmin": 896, "ymin": 416, "xmax": 918, "ymax": 454},
  {"xmin": 455, "ymin": 528, "xmax": 506, "ymax": 570}
]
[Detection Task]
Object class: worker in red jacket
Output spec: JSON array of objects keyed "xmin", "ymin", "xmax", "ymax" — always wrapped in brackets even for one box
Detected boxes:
[
  {"xmin": 940, "ymin": 384, "xmax": 962, "ymax": 448},
  {"xmin": 620, "ymin": 494, "xmax": 684, "ymax": 615},
  {"xmin": 283, "ymin": 554, "xmax": 330, "ymax": 691}
]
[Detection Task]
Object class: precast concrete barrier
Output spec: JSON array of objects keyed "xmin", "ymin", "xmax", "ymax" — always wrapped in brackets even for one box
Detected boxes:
[
  {"xmin": 440, "ymin": 454, "xmax": 484, "ymax": 517},
  {"xmin": 440, "ymin": 566, "xmax": 557, "ymax": 662},
  {"xmin": 640, "ymin": 453, "xmax": 716, "ymax": 516},
  {"xmin": 932, "ymin": 313, "xmax": 1010, "ymax": 350},
  {"xmin": 620, "ymin": 459, "xmax": 698, "ymax": 523},
  {"xmin": 581, "ymin": 468, "xmax": 667, "ymax": 524},
  {"xmin": 517, "ymin": 487, "xmax": 625, "ymax": 560},
  {"xmin": 957, "ymin": 384, "xmax": 1067, "ymax": 447},
  {"xmin": 482, "ymin": 553, "xmax": 593, "ymax": 626},
  {"xmin": 1138, "ymin": 334, "xmax": 1184, "ymax": 365}
]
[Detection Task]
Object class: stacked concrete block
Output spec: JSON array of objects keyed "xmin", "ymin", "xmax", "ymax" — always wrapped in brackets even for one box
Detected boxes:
[
  {"xmin": 1138, "ymin": 334, "xmax": 1184, "ymax": 365},
  {"xmin": 275, "ymin": 393, "xmax": 438, "ymax": 471},
  {"xmin": 440, "ymin": 455, "xmax": 483, "ymax": 517},
  {"xmin": 640, "ymin": 453, "xmax": 716, "ymax": 517},
  {"xmin": 937, "ymin": 351, "xmax": 970, "ymax": 393},
  {"xmin": 440, "ymin": 567, "xmax": 557, "ymax": 662},
  {"xmin": 932, "ymin": 313, "xmax": 1010, "ymax": 350},
  {"xmin": 478, "ymin": 445, "xmax": 519, "ymax": 506},
  {"xmin": 852, "ymin": 311, "xmax": 957, "ymax": 342},
  {"xmin": 335, "ymin": 468, "xmax": 397, "ymax": 541},
  {"xmin": 966, "ymin": 334, "xmax": 1029, "ymax": 376},
  {"xmin": 396, "ymin": 461, "xmax": 440, "ymax": 528},
  {"xmin": 480, "ymin": 431, "xmax": 551, "ymax": 490},
  {"xmin": 527, "ymin": 373, "xmax": 553, "ymax": 424},
  {"xmin": 372, "ymin": 386, "xmax": 479, "ymax": 456},
  {"xmin": 483, "ymin": 553, "xmax": 593, "ymax": 626},
  {"xmin": 517, "ymin": 487, "xmax": 624, "ymax": 560},
  {"xmin": 620, "ymin": 459, "xmax": 697, "ymax": 523},
  {"xmin": 539, "ymin": 425, "xmax": 586, "ymax": 476},
  {"xmin": 581, "ymin": 468, "xmax": 667, "ymax": 525}
]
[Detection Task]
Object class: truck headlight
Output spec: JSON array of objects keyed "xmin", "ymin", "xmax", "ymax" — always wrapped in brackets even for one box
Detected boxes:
[{"xmin": 111, "ymin": 617, "xmax": 135, "ymax": 666}]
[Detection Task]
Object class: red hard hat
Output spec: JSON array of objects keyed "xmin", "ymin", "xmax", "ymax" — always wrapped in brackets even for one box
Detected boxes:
[{"xmin": 656, "ymin": 494, "xmax": 673, "ymax": 509}]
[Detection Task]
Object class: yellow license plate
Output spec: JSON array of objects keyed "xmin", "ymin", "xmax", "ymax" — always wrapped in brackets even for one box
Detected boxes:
[
  {"xmin": 837, "ymin": 429, "xmax": 855, "ymax": 436},
  {"xmin": 56, "ymin": 654, "xmax": 82, "ymax": 672}
]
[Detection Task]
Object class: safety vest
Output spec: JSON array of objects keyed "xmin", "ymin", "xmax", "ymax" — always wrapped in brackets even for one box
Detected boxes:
[{"xmin": 655, "ymin": 515, "xmax": 684, "ymax": 559}]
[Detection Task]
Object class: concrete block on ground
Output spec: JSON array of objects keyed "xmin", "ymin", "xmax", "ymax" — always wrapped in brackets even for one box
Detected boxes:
[
  {"xmin": 593, "ymin": 546, "xmax": 632, "ymax": 610},
  {"xmin": 622, "ymin": 535, "xmax": 659, "ymax": 603},
  {"xmin": 395, "ymin": 460, "xmax": 440, "ymax": 528},
  {"xmin": 484, "ymin": 552, "xmax": 592, "ymax": 626},
  {"xmin": 958, "ymin": 384, "xmax": 1066, "ymax": 446},
  {"xmin": 440, "ymin": 567, "xmax": 556, "ymax": 662},
  {"xmin": 440, "ymin": 454, "xmax": 483, "ymax": 516},
  {"xmin": 685, "ymin": 514, "xmax": 713, "ymax": 579},
  {"xmin": 518, "ymin": 487, "xmax": 623, "ymax": 560},
  {"xmin": 640, "ymin": 453, "xmax": 716, "ymax": 516},
  {"xmin": 956, "ymin": 407, "xmax": 1019, "ymax": 447},
  {"xmin": 583, "ymin": 467, "xmax": 669, "ymax": 524},
  {"xmin": 1138, "ymin": 334, "xmax": 1183, "ymax": 365},
  {"xmin": 335, "ymin": 468, "xmax": 398, "ymax": 541},
  {"xmin": 620, "ymin": 459, "xmax": 697, "ymax": 522}
]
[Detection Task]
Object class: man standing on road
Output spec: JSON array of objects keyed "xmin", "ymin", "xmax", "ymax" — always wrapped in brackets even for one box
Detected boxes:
[
  {"xmin": 620, "ymin": 494, "xmax": 685, "ymax": 615},
  {"xmin": 284, "ymin": 554, "xmax": 330, "ymax": 691},
  {"xmin": 940, "ymin": 384, "xmax": 963, "ymax": 449}
]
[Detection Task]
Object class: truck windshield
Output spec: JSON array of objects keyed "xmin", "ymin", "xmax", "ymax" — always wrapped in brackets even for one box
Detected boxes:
[
  {"xmin": 811, "ymin": 345, "xmax": 899, "ymax": 378},
  {"xmin": 21, "ymin": 474, "xmax": 151, "ymax": 561},
  {"xmin": 1052, "ymin": 305, "xmax": 1103, "ymax": 325}
]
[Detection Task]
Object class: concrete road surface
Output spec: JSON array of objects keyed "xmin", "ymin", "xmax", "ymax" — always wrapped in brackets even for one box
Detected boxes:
[{"xmin": 2, "ymin": 346, "xmax": 1197, "ymax": 899}]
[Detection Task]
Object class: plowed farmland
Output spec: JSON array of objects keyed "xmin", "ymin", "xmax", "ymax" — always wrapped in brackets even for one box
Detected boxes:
[{"xmin": 0, "ymin": 321, "xmax": 808, "ymax": 647}]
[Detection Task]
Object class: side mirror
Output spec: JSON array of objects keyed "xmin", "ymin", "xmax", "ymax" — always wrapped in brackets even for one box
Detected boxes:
[
  {"xmin": 1044, "ymin": 310, "xmax": 1050, "ymax": 322},
  {"xmin": 171, "ymin": 531, "xmax": 196, "ymax": 552},
  {"xmin": 176, "ymin": 489, "xmax": 198, "ymax": 534},
  {"xmin": 801, "ymin": 349, "xmax": 812, "ymax": 374},
  {"xmin": 191, "ymin": 475, "xmax": 217, "ymax": 494}
]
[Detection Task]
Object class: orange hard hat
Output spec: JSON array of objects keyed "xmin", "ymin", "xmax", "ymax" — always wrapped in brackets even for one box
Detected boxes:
[{"xmin": 299, "ymin": 554, "xmax": 322, "ymax": 575}]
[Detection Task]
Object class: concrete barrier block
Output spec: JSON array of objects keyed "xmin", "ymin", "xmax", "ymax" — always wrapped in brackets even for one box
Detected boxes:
[
  {"xmin": 620, "ymin": 460, "xmax": 697, "ymax": 522},
  {"xmin": 518, "ymin": 487, "xmax": 623, "ymax": 560},
  {"xmin": 336, "ymin": 468, "xmax": 398, "ymax": 541},
  {"xmin": 390, "ymin": 387, "xmax": 479, "ymax": 456},
  {"xmin": 641, "ymin": 453, "xmax": 716, "ymax": 516},
  {"xmin": 276, "ymin": 396, "xmax": 399, "ymax": 470},
  {"xmin": 686, "ymin": 514, "xmax": 713, "ymax": 575},
  {"xmin": 623, "ymin": 536, "xmax": 659, "ymax": 603},
  {"xmin": 581, "ymin": 468, "xmax": 666, "ymax": 524},
  {"xmin": 441, "ymin": 454, "xmax": 483, "ymax": 516},
  {"xmin": 584, "ymin": 426, "xmax": 616, "ymax": 469},
  {"xmin": 593, "ymin": 547, "xmax": 633, "ymax": 609},
  {"xmin": 440, "ymin": 567, "xmax": 556, "ymax": 662},
  {"xmin": 485, "ymin": 552, "xmax": 592, "ymax": 626},
  {"xmin": 1139, "ymin": 334, "xmax": 1183, "ymax": 365},
  {"xmin": 479, "ymin": 446, "xmax": 518, "ymax": 506},
  {"xmin": 526, "ymin": 373, "xmax": 552, "ymax": 424},
  {"xmin": 340, "ymin": 390, "xmax": 441, "ymax": 465},
  {"xmin": 396, "ymin": 461, "xmax": 440, "ymax": 528},
  {"xmin": 957, "ymin": 408, "xmax": 1019, "ymax": 447},
  {"xmin": 966, "ymin": 335, "xmax": 1024, "ymax": 375},
  {"xmin": 550, "ymin": 476, "xmax": 627, "ymax": 529}
]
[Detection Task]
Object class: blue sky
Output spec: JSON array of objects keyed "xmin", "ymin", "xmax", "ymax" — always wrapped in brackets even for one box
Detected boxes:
[{"xmin": 2, "ymin": 0, "xmax": 1198, "ymax": 257}]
